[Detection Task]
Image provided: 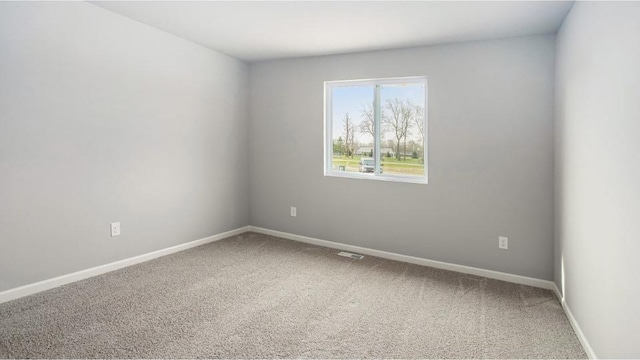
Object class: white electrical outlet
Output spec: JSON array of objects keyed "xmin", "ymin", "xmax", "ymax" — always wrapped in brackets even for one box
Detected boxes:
[
  {"xmin": 498, "ymin": 236, "xmax": 508, "ymax": 250},
  {"xmin": 290, "ymin": 206, "xmax": 297, "ymax": 217},
  {"xmin": 110, "ymin": 222, "xmax": 121, "ymax": 237}
]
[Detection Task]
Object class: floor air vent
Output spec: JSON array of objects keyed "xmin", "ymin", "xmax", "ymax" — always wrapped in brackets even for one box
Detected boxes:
[{"xmin": 338, "ymin": 251, "xmax": 365, "ymax": 260}]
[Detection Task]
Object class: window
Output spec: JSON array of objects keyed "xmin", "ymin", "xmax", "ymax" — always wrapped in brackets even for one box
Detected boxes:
[{"xmin": 324, "ymin": 77, "xmax": 428, "ymax": 184}]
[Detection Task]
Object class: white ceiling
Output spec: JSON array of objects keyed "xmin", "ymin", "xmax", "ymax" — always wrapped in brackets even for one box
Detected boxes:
[{"xmin": 92, "ymin": 1, "xmax": 574, "ymax": 62}]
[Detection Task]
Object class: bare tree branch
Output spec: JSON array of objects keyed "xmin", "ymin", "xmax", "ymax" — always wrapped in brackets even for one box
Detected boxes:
[
  {"xmin": 414, "ymin": 105, "xmax": 424, "ymax": 141},
  {"xmin": 358, "ymin": 104, "xmax": 375, "ymax": 142},
  {"xmin": 383, "ymin": 98, "xmax": 413, "ymax": 160},
  {"xmin": 343, "ymin": 113, "xmax": 358, "ymax": 158}
]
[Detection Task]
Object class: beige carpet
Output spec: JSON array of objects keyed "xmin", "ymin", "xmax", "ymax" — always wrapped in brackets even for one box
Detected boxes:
[{"xmin": 0, "ymin": 232, "xmax": 586, "ymax": 359}]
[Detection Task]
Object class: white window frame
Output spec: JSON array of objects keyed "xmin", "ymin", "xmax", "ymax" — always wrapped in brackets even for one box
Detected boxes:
[{"xmin": 324, "ymin": 76, "xmax": 428, "ymax": 184}]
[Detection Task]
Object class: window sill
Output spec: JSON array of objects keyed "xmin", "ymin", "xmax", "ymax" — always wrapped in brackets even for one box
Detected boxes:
[{"xmin": 324, "ymin": 170, "xmax": 428, "ymax": 184}]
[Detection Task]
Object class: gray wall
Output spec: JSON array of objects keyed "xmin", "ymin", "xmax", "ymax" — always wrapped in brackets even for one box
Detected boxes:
[
  {"xmin": 555, "ymin": 2, "xmax": 640, "ymax": 358},
  {"xmin": 0, "ymin": 2, "xmax": 249, "ymax": 292},
  {"xmin": 250, "ymin": 35, "xmax": 556, "ymax": 280}
]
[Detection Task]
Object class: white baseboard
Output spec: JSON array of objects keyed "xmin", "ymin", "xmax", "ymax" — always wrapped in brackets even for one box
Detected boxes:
[
  {"xmin": 552, "ymin": 282, "xmax": 563, "ymax": 301},
  {"xmin": 0, "ymin": 226, "xmax": 250, "ymax": 304},
  {"xmin": 248, "ymin": 226, "xmax": 556, "ymax": 291},
  {"xmin": 553, "ymin": 284, "xmax": 597, "ymax": 359}
]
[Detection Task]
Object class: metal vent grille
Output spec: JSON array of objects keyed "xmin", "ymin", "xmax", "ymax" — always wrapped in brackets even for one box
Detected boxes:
[{"xmin": 337, "ymin": 251, "xmax": 365, "ymax": 260}]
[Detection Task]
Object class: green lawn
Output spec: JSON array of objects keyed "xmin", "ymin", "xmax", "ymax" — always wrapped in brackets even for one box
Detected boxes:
[{"xmin": 332, "ymin": 155, "xmax": 425, "ymax": 175}]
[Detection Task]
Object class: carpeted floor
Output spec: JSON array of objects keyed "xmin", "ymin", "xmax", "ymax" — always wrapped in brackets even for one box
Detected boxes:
[{"xmin": 0, "ymin": 232, "xmax": 586, "ymax": 359}]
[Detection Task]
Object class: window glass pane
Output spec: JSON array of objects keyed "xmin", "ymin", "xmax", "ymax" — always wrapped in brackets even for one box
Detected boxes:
[
  {"xmin": 379, "ymin": 83, "xmax": 426, "ymax": 177},
  {"xmin": 330, "ymin": 85, "xmax": 374, "ymax": 174}
]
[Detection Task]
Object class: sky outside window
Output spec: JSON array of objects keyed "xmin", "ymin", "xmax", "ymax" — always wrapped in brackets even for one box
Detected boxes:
[{"xmin": 331, "ymin": 84, "xmax": 425, "ymax": 143}]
